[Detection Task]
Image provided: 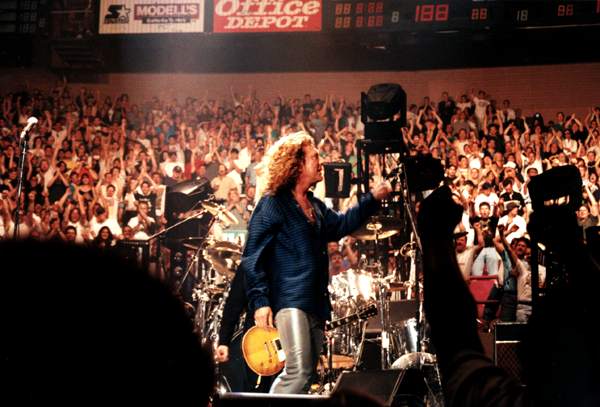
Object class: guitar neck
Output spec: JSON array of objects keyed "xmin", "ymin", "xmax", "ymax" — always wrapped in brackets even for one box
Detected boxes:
[{"xmin": 326, "ymin": 305, "xmax": 377, "ymax": 331}]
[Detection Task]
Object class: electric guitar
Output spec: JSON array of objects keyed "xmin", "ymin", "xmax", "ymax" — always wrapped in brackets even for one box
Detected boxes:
[{"xmin": 242, "ymin": 303, "xmax": 377, "ymax": 377}]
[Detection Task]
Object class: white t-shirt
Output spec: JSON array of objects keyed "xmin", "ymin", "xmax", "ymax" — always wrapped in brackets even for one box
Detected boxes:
[
  {"xmin": 497, "ymin": 214, "xmax": 527, "ymax": 243},
  {"xmin": 456, "ymin": 246, "xmax": 477, "ymax": 280},
  {"xmin": 162, "ymin": 161, "xmax": 185, "ymax": 178},
  {"xmin": 562, "ymin": 138, "xmax": 578, "ymax": 155},
  {"xmin": 474, "ymin": 192, "xmax": 499, "ymax": 216},
  {"xmin": 90, "ymin": 217, "xmax": 122, "ymax": 238},
  {"xmin": 237, "ymin": 149, "xmax": 252, "ymax": 171},
  {"xmin": 516, "ymin": 259, "xmax": 546, "ymax": 303},
  {"xmin": 473, "ymin": 96, "xmax": 490, "ymax": 121},
  {"xmin": 67, "ymin": 221, "xmax": 86, "ymax": 243},
  {"xmin": 127, "ymin": 215, "xmax": 155, "ymax": 240}
]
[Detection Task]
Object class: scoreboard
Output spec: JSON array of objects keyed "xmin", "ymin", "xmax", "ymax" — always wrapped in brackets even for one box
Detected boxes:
[
  {"xmin": 326, "ymin": 0, "xmax": 600, "ymax": 31},
  {"xmin": 0, "ymin": 0, "xmax": 43, "ymax": 34}
]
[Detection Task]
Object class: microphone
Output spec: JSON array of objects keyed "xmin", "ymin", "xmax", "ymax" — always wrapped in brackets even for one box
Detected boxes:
[{"xmin": 20, "ymin": 117, "xmax": 38, "ymax": 139}]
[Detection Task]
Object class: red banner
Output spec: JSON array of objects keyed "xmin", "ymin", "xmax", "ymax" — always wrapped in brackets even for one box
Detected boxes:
[{"xmin": 213, "ymin": 0, "xmax": 322, "ymax": 33}]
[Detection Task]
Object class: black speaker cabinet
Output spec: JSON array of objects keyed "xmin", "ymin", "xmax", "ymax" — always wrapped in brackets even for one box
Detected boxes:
[
  {"xmin": 366, "ymin": 300, "xmax": 418, "ymax": 333},
  {"xmin": 333, "ymin": 369, "xmax": 425, "ymax": 407},
  {"xmin": 214, "ymin": 392, "xmax": 329, "ymax": 407},
  {"xmin": 494, "ymin": 322, "xmax": 527, "ymax": 383}
]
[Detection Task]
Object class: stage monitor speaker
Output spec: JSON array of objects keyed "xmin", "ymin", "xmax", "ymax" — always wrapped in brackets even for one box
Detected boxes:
[
  {"xmin": 324, "ymin": 162, "xmax": 352, "ymax": 198},
  {"xmin": 214, "ymin": 392, "xmax": 329, "ymax": 407},
  {"xmin": 494, "ymin": 322, "xmax": 526, "ymax": 383},
  {"xmin": 333, "ymin": 369, "xmax": 425, "ymax": 406}
]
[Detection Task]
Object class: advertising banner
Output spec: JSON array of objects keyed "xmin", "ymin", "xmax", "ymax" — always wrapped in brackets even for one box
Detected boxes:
[
  {"xmin": 213, "ymin": 0, "xmax": 322, "ymax": 33},
  {"xmin": 99, "ymin": 0, "xmax": 205, "ymax": 34}
]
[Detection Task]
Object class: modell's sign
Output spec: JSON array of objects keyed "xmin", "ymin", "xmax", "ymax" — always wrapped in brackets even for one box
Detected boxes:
[
  {"xmin": 99, "ymin": 0, "xmax": 205, "ymax": 34},
  {"xmin": 213, "ymin": 0, "xmax": 322, "ymax": 33}
]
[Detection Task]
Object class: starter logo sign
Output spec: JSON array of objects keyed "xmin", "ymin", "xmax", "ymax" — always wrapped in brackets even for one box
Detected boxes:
[
  {"xmin": 99, "ymin": 0, "xmax": 205, "ymax": 33},
  {"xmin": 213, "ymin": 0, "xmax": 322, "ymax": 33},
  {"xmin": 104, "ymin": 4, "xmax": 132, "ymax": 24}
]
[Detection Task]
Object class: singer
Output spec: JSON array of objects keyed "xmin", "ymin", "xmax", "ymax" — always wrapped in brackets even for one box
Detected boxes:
[{"xmin": 240, "ymin": 131, "xmax": 391, "ymax": 394}]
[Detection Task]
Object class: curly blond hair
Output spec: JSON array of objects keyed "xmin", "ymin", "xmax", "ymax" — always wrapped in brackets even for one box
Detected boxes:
[{"xmin": 265, "ymin": 131, "xmax": 315, "ymax": 195}]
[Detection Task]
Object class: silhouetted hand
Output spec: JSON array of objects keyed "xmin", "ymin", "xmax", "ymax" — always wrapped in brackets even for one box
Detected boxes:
[
  {"xmin": 215, "ymin": 345, "xmax": 229, "ymax": 363},
  {"xmin": 417, "ymin": 186, "xmax": 463, "ymax": 244}
]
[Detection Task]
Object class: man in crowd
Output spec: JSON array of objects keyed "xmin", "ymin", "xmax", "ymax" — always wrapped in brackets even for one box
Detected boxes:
[{"xmin": 127, "ymin": 201, "xmax": 155, "ymax": 240}]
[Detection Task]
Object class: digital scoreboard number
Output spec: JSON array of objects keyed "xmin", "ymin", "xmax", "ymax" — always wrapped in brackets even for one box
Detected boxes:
[
  {"xmin": 326, "ymin": 0, "xmax": 600, "ymax": 32},
  {"xmin": 0, "ymin": 0, "xmax": 41, "ymax": 34},
  {"xmin": 386, "ymin": 0, "xmax": 498, "ymax": 30},
  {"xmin": 504, "ymin": 0, "xmax": 600, "ymax": 27},
  {"xmin": 331, "ymin": 1, "xmax": 385, "ymax": 29}
]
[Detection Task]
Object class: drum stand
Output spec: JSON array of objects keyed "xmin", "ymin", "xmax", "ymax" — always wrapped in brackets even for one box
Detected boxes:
[
  {"xmin": 352, "ymin": 319, "xmax": 369, "ymax": 370},
  {"xmin": 365, "ymin": 227, "xmax": 396, "ymax": 370},
  {"xmin": 394, "ymin": 163, "xmax": 446, "ymax": 407}
]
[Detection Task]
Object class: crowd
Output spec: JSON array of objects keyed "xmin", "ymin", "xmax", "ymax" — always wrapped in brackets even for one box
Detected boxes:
[{"xmin": 0, "ymin": 81, "xmax": 598, "ymax": 290}]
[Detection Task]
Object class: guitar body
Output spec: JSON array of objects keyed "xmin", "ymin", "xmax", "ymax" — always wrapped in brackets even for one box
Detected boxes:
[
  {"xmin": 241, "ymin": 304, "xmax": 377, "ymax": 377},
  {"xmin": 242, "ymin": 326, "xmax": 285, "ymax": 377}
]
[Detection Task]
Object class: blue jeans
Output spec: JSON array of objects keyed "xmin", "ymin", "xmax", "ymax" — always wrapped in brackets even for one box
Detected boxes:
[
  {"xmin": 471, "ymin": 247, "xmax": 500, "ymax": 277},
  {"xmin": 270, "ymin": 308, "xmax": 324, "ymax": 394}
]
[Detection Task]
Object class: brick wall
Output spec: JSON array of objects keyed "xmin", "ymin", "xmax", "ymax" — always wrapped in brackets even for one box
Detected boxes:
[{"xmin": 2, "ymin": 63, "xmax": 599, "ymax": 120}]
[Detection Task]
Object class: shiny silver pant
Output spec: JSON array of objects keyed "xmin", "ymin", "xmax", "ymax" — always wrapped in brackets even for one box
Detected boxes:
[{"xmin": 270, "ymin": 308, "xmax": 324, "ymax": 394}]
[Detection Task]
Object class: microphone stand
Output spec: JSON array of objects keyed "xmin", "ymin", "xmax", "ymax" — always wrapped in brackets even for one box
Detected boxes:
[{"xmin": 13, "ymin": 134, "xmax": 30, "ymax": 240}]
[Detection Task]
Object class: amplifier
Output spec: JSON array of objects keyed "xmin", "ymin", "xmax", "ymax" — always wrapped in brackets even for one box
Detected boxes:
[{"xmin": 494, "ymin": 322, "xmax": 527, "ymax": 383}]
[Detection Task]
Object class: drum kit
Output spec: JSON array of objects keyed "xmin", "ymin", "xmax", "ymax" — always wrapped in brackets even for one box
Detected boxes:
[
  {"xmin": 318, "ymin": 213, "xmax": 443, "ymax": 405},
  {"xmin": 173, "ymin": 201, "xmax": 244, "ymax": 343}
]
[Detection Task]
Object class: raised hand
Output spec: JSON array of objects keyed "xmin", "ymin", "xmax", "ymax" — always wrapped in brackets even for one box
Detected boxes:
[{"xmin": 417, "ymin": 186, "xmax": 463, "ymax": 243}]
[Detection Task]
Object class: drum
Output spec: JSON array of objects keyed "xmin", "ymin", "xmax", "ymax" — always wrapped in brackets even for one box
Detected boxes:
[
  {"xmin": 330, "ymin": 325, "xmax": 356, "ymax": 356},
  {"xmin": 391, "ymin": 317, "xmax": 419, "ymax": 356},
  {"xmin": 330, "ymin": 269, "xmax": 377, "ymax": 311},
  {"xmin": 346, "ymin": 268, "xmax": 377, "ymax": 304},
  {"xmin": 329, "ymin": 272, "xmax": 353, "ymax": 318},
  {"xmin": 320, "ymin": 326, "xmax": 357, "ymax": 372}
]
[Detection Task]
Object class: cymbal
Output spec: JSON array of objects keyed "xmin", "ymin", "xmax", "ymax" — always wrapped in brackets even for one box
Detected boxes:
[
  {"xmin": 207, "ymin": 240, "xmax": 242, "ymax": 254},
  {"xmin": 179, "ymin": 237, "xmax": 206, "ymax": 251},
  {"xmin": 352, "ymin": 216, "xmax": 401, "ymax": 241},
  {"xmin": 204, "ymin": 240, "xmax": 242, "ymax": 279},
  {"xmin": 202, "ymin": 201, "xmax": 239, "ymax": 226},
  {"xmin": 388, "ymin": 282, "xmax": 409, "ymax": 292},
  {"xmin": 204, "ymin": 284, "xmax": 227, "ymax": 295}
]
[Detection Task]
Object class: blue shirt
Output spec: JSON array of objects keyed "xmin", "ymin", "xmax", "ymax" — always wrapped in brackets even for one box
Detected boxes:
[{"xmin": 241, "ymin": 189, "xmax": 379, "ymax": 321}]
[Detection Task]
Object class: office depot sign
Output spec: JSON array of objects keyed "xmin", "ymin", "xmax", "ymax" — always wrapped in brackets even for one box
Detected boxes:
[{"xmin": 213, "ymin": 0, "xmax": 322, "ymax": 32}]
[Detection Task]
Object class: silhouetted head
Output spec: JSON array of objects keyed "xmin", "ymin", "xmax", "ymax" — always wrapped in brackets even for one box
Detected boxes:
[{"xmin": 0, "ymin": 240, "xmax": 214, "ymax": 405}]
